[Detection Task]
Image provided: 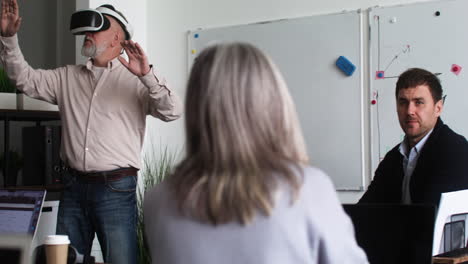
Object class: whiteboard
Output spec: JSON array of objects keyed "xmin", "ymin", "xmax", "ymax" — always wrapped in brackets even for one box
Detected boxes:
[
  {"xmin": 188, "ymin": 11, "xmax": 365, "ymax": 190},
  {"xmin": 369, "ymin": 0, "xmax": 468, "ymax": 174}
]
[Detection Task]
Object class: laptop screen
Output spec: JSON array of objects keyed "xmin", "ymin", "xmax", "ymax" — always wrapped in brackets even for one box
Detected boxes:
[
  {"xmin": 343, "ymin": 204, "xmax": 436, "ymax": 264},
  {"xmin": 0, "ymin": 189, "xmax": 46, "ymax": 237}
]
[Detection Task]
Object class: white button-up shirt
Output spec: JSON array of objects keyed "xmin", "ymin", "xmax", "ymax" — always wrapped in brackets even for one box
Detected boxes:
[{"xmin": 399, "ymin": 129, "xmax": 433, "ymax": 204}]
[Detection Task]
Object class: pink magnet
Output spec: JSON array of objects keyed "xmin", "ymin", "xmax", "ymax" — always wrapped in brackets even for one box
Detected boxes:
[
  {"xmin": 376, "ymin": 71, "xmax": 385, "ymax": 79},
  {"xmin": 451, "ymin": 64, "xmax": 462, "ymax": 75}
]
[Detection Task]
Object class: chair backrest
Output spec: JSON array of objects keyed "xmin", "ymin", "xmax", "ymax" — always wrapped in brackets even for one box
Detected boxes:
[{"xmin": 343, "ymin": 203, "xmax": 436, "ymax": 264}]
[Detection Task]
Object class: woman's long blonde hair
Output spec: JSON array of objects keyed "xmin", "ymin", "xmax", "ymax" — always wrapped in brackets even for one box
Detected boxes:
[{"xmin": 169, "ymin": 43, "xmax": 309, "ymax": 225}]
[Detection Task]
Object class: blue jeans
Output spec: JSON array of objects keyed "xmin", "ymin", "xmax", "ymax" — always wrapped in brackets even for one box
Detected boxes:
[{"xmin": 56, "ymin": 170, "xmax": 137, "ymax": 264}]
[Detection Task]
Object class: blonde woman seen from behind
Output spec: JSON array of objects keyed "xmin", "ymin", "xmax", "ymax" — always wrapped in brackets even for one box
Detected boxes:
[{"xmin": 144, "ymin": 43, "xmax": 369, "ymax": 264}]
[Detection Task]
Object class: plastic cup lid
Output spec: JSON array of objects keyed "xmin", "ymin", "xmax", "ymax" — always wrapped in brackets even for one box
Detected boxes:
[{"xmin": 44, "ymin": 235, "xmax": 70, "ymax": 245}]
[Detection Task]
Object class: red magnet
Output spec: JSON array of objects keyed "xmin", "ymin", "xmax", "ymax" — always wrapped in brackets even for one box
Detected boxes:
[
  {"xmin": 371, "ymin": 99, "xmax": 377, "ymax": 105},
  {"xmin": 451, "ymin": 64, "xmax": 462, "ymax": 75}
]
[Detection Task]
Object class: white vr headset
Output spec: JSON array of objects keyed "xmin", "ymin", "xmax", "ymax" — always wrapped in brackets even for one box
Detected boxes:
[{"xmin": 70, "ymin": 5, "xmax": 133, "ymax": 40}]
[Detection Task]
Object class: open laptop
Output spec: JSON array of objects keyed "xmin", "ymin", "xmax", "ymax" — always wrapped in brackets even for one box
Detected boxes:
[
  {"xmin": 343, "ymin": 204, "xmax": 436, "ymax": 264},
  {"xmin": 433, "ymin": 189, "xmax": 468, "ymax": 255},
  {"xmin": 0, "ymin": 189, "xmax": 47, "ymax": 240},
  {"xmin": 0, "ymin": 189, "xmax": 47, "ymax": 264}
]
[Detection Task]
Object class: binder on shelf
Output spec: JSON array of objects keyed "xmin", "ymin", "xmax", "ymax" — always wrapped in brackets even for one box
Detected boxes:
[{"xmin": 22, "ymin": 126, "xmax": 62, "ymax": 186}]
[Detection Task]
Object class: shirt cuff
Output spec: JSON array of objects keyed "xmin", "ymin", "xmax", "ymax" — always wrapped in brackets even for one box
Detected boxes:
[
  {"xmin": 139, "ymin": 65, "xmax": 172, "ymax": 94},
  {"xmin": 0, "ymin": 34, "xmax": 19, "ymax": 52}
]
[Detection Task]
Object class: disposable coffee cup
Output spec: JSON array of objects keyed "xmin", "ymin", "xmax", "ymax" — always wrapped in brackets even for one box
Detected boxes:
[{"xmin": 44, "ymin": 235, "xmax": 70, "ymax": 264}]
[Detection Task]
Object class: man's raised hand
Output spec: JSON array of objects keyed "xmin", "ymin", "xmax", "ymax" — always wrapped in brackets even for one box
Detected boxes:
[
  {"xmin": 1, "ymin": 0, "xmax": 21, "ymax": 37},
  {"xmin": 119, "ymin": 40, "xmax": 151, "ymax": 77}
]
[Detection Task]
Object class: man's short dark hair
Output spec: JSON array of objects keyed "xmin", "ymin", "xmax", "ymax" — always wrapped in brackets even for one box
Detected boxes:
[{"xmin": 395, "ymin": 68, "xmax": 443, "ymax": 103}]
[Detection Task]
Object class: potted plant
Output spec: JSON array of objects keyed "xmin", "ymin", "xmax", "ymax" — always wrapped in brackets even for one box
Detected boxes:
[
  {"xmin": 0, "ymin": 67, "xmax": 17, "ymax": 109},
  {"xmin": 0, "ymin": 149, "xmax": 24, "ymax": 186},
  {"xmin": 137, "ymin": 144, "xmax": 178, "ymax": 264}
]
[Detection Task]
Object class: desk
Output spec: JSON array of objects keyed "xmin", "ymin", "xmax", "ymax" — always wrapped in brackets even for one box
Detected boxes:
[
  {"xmin": 433, "ymin": 257, "xmax": 468, "ymax": 264},
  {"xmin": 433, "ymin": 248, "xmax": 468, "ymax": 264},
  {"xmin": 0, "ymin": 109, "xmax": 60, "ymax": 186}
]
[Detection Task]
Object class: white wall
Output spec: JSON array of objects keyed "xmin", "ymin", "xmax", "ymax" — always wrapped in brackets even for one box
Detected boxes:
[
  {"xmin": 145, "ymin": 0, "xmax": 435, "ymax": 203},
  {"xmin": 18, "ymin": 0, "xmax": 56, "ymax": 69},
  {"xmin": 18, "ymin": 0, "xmax": 75, "ymax": 68}
]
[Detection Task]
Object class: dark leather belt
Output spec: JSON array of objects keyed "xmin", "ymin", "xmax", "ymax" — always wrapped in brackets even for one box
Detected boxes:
[{"xmin": 69, "ymin": 167, "xmax": 138, "ymax": 183}]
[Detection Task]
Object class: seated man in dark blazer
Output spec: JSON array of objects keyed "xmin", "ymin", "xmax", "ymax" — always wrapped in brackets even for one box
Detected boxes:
[{"xmin": 359, "ymin": 68, "xmax": 468, "ymax": 206}]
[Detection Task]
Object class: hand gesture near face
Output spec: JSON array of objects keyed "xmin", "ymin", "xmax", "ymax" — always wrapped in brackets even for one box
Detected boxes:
[
  {"xmin": 119, "ymin": 40, "xmax": 151, "ymax": 77},
  {"xmin": 1, "ymin": 0, "xmax": 22, "ymax": 37}
]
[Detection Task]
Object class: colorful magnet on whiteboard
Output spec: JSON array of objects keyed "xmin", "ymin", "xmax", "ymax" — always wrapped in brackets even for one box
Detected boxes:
[
  {"xmin": 191, "ymin": 49, "xmax": 197, "ymax": 54},
  {"xmin": 371, "ymin": 91, "xmax": 378, "ymax": 105},
  {"xmin": 194, "ymin": 34, "xmax": 199, "ymax": 38},
  {"xmin": 335, "ymin": 56, "xmax": 356, "ymax": 76},
  {"xmin": 376, "ymin": 71, "xmax": 385, "ymax": 79},
  {"xmin": 451, "ymin": 64, "xmax": 462, "ymax": 75}
]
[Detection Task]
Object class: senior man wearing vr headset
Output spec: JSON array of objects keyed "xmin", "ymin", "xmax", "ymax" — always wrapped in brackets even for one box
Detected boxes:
[{"xmin": 0, "ymin": 0, "xmax": 181, "ymax": 263}]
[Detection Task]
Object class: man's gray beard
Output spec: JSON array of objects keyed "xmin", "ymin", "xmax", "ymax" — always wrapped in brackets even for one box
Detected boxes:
[
  {"xmin": 81, "ymin": 44, "xmax": 97, "ymax": 58},
  {"xmin": 81, "ymin": 41, "xmax": 107, "ymax": 58}
]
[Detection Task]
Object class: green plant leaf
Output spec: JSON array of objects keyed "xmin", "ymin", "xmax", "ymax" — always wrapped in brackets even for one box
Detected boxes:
[
  {"xmin": 0, "ymin": 149, "xmax": 23, "ymax": 170},
  {"xmin": 0, "ymin": 68, "xmax": 16, "ymax": 93},
  {"xmin": 136, "ymin": 143, "xmax": 179, "ymax": 264}
]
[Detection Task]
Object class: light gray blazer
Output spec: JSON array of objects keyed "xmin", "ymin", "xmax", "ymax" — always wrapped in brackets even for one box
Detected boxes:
[{"xmin": 144, "ymin": 166, "xmax": 368, "ymax": 264}]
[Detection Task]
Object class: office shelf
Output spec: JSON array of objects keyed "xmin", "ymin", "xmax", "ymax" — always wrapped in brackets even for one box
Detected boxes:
[
  {"xmin": 0, "ymin": 109, "xmax": 60, "ymax": 121},
  {"xmin": 0, "ymin": 109, "xmax": 61, "ymax": 187}
]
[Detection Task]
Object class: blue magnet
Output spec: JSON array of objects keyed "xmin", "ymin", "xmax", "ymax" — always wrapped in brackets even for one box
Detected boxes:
[
  {"xmin": 376, "ymin": 71, "xmax": 385, "ymax": 79},
  {"xmin": 335, "ymin": 56, "xmax": 356, "ymax": 76},
  {"xmin": 194, "ymin": 34, "xmax": 199, "ymax": 38}
]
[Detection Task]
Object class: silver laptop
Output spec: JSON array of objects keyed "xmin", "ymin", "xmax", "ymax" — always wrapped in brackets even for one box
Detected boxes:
[
  {"xmin": 0, "ymin": 189, "xmax": 47, "ymax": 240},
  {"xmin": 0, "ymin": 189, "xmax": 47, "ymax": 264}
]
